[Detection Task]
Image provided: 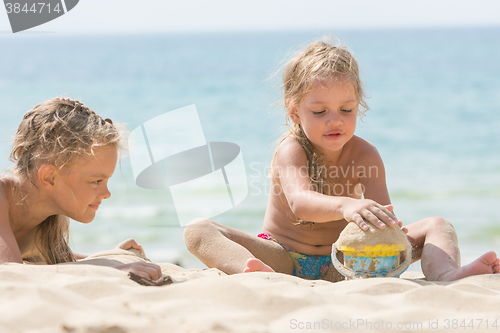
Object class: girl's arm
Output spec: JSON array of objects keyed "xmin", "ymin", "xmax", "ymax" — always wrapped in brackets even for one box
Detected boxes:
[
  {"xmin": 72, "ymin": 239, "xmax": 161, "ymax": 279},
  {"xmin": 114, "ymin": 239, "xmax": 161, "ymax": 280},
  {"xmin": 358, "ymin": 144, "xmax": 391, "ymax": 206},
  {"xmin": 72, "ymin": 252, "xmax": 88, "ymax": 260},
  {"xmin": 359, "ymin": 146, "xmax": 407, "ymax": 230},
  {"xmin": 0, "ymin": 188, "xmax": 23, "ymax": 264},
  {"xmin": 276, "ymin": 138, "xmax": 397, "ymax": 230}
]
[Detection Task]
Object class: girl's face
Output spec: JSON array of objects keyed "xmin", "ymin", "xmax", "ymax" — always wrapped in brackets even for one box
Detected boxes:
[
  {"xmin": 289, "ymin": 79, "xmax": 359, "ymax": 162},
  {"xmin": 53, "ymin": 144, "xmax": 118, "ymax": 223}
]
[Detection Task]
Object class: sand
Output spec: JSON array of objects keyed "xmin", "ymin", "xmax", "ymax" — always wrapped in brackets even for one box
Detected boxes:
[
  {"xmin": 1, "ymin": 248, "xmax": 500, "ymax": 333},
  {"xmin": 335, "ymin": 221, "xmax": 410, "ymax": 249}
]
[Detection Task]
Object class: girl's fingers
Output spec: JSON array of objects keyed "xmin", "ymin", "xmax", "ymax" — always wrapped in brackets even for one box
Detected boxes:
[
  {"xmin": 144, "ymin": 263, "xmax": 162, "ymax": 280},
  {"xmin": 353, "ymin": 215, "xmax": 368, "ymax": 230},
  {"xmin": 376, "ymin": 205, "xmax": 398, "ymax": 226},
  {"xmin": 380, "ymin": 205, "xmax": 395, "ymax": 217},
  {"xmin": 133, "ymin": 270, "xmax": 149, "ymax": 279},
  {"xmin": 118, "ymin": 262, "xmax": 162, "ymax": 280},
  {"xmin": 362, "ymin": 210, "xmax": 386, "ymax": 229},
  {"xmin": 132, "ymin": 243, "xmax": 145, "ymax": 255},
  {"xmin": 116, "ymin": 239, "xmax": 147, "ymax": 256},
  {"xmin": 117, "ymin": 238, "xmax": 137, "ymax": 249},
  {"xmin": 129, "ymin": 239, "xmax": 140, "ymax": 249},
  {"xmin": 137, "ymin": 262, "xmax": 162, "ymax": 280}
]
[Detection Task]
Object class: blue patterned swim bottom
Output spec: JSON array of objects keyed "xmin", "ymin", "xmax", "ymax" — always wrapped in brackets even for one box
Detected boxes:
[{"xmin": 258, "ymin": 233, "xmax": 331, "ymax": 280}]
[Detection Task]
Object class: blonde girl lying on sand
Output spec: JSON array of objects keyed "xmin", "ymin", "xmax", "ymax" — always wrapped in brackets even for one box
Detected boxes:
[
  {"xmin": 0, "ymin": 98, "xmax": 161, "ymax": 280},
  {"xmin": 184, "ymin": 39, "xmax": 500, "ymax": 282}
]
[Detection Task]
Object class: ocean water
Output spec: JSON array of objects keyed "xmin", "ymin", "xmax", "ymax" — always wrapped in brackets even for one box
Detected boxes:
[{"xmin": 0, "ymin": 27, "xmax": 499, "ymax": 269}]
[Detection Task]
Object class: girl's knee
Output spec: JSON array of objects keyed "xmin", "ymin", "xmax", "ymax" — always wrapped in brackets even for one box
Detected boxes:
[
  {"xmin": 423, "ymin": 216, "xmax": 457, "ymax": 237},
  {"xmin": 183, "ymin": 218, "xmax": 216, "ymax": 250},
  {"xmin": 185, "ymin": 217, "xmax": 213, "ymax": 228},
  {"xmin": 426, "ymin": 216, "xmax": 453, "ymax": 228}
]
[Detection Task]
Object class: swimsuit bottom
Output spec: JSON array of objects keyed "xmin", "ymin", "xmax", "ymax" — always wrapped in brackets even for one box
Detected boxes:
[{"xmin": 258, "ymin": 233, "xmax": 331, "ymax": 280}]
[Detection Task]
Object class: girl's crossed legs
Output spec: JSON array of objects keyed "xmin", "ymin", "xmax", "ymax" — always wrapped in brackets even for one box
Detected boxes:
[
  {"xmin": 184, "ymin": 217, "xmax": 500, "ymax": 282},
  {"xmin": 184, "ymin": 218, "xmax": 346, "ymax": 282}
]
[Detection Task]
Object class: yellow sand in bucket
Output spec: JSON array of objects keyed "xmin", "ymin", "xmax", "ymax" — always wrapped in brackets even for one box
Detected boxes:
[{"xmin": 332, "ymin": 222, "xmax": 411, "ymax": 279}]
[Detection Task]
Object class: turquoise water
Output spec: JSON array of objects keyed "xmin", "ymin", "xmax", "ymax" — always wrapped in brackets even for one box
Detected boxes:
[{"xmin": 1, "ymin": 27, "xmax": 499, "ymax": 268}]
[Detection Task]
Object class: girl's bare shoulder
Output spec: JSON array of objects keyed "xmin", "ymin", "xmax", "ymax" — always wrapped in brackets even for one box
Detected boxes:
[
  {"xmin": 347, "ymin": 136, "xmax": 381, "ymax": 159},
  {"xmin": 275, "ymin": 136, "xmax": 307, "ymax": 163},
  {"xmin": 0, "ymin": 174, "xmax": 20, "ymax": 204},
  {"xmin": 0, "ymin": 175, "xmax": 14, "ymax": 228},
  {"xmin": 277, "ymin": 135, "xmax": 303, "ymax": 151},
  {"xmin": 0, "ymin": 173, "xmax": 19, "ymax": 191},
  {"xmin": 0, "ymin": 175, "xmax": 10, "ymax": 197}
]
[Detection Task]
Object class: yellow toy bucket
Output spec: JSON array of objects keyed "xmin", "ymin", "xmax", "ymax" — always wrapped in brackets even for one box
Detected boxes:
[{"xmin": 332, "ymin": 222, "xmax": 412, "ymax": 279}]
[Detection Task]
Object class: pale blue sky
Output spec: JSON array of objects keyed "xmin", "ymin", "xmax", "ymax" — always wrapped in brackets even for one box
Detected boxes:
[{"xmin": 1, "ymin": 0, "xmax": 499, "ymax": 33}]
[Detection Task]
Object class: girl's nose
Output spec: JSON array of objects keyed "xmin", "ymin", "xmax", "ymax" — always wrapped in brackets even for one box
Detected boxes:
[
  {"xmin": 326, "ymin": 111, "xmax": 342, "ymax": 126},
  {"xmin": 102, "ymin": 186, "xmax": 111, "ymax": 199}
]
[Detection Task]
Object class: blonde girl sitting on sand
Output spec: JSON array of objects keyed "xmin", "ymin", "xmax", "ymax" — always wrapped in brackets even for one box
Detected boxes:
[
  {"xmin": 0, "ymin": 98, "xmax": 161, "ymax": 280},
  {"xmin": 184, "ymin": 39, "xmax": 500, "ymax": 282}
]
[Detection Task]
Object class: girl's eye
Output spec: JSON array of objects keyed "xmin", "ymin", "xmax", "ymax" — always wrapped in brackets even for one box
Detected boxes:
[
  {"xmin": 92, "ymin": 180, "xmax": 102, "ymax": 185},
  {"xmin": 340, "ymin": 109, "xmax": 353, "ymax": 113},
  {"xmin": 312, "ymin": 110, "xmax": 325, "ymax": 115}
]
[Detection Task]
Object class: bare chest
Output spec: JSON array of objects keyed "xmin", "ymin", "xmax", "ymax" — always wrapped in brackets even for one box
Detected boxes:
[{"xmin": 317, "ymin": 162, "xmax": 369, "ymax": 199}]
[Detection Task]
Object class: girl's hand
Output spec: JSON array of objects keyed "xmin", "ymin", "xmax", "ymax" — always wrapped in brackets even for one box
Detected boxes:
[
  {"xmin": 384, "ymin": 204, "xmax": 408, "ymax": 233},
  {"xmin": 115, "ymin": 262, "xmax": 162, "ymax": 281},
  {"xmin": 342, "ymin": 199, "xmax": 399, "ymax": 231},
  {"xmin": 116, "ymin": 238, "xmax": 145, "ymax": 256}
]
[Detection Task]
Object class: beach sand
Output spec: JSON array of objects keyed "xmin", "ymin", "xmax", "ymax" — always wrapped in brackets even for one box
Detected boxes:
[{"xmin": 1, "ymin": 248, "xmax": 499, "ymax": 333}]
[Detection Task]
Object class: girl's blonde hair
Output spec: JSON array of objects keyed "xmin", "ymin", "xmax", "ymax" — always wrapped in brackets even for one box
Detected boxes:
[
  {"xmin": 272, "ymin": 39, "xmax": 368, "ymax": 225},
  {"xmin": 283, "ymin": 38, "xmax": 368, "ymax": 120},
  {"xmin": 10, "ymin": 97, "xmax": 122, "ymax": 264}
]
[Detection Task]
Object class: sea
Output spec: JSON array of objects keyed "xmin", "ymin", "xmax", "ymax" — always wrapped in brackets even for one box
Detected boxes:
[{"xmin": 1, "ymin": 27, "xmax": 499, "ymax": 270}]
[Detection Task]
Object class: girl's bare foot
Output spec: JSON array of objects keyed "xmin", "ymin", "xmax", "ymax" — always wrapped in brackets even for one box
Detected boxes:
[
  {"xmin": 439, "ymin": 251, "xmax": 500, "ymax": 281},
  {"xmin": 243, "ymin": 258, "xmax": 275, "ymax": 273}
]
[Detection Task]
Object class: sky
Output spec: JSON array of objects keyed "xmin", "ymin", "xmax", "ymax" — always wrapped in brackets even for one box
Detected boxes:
[{"xmin": 0, "ymin": 0, "xmax": 499, "ymax": 34}]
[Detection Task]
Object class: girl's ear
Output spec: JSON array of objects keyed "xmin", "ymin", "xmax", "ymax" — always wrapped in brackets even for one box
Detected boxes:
[
  {"xmin": 287, "ymin": 101, "xmax": 301, "ymax": 125},
  {"xmin": 289, "ymin": 111, "xmax": 300, "ymax": 124},
  {"xmin": 38, "ymin": 164, "xmax": 58, "ymax": 188}
]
